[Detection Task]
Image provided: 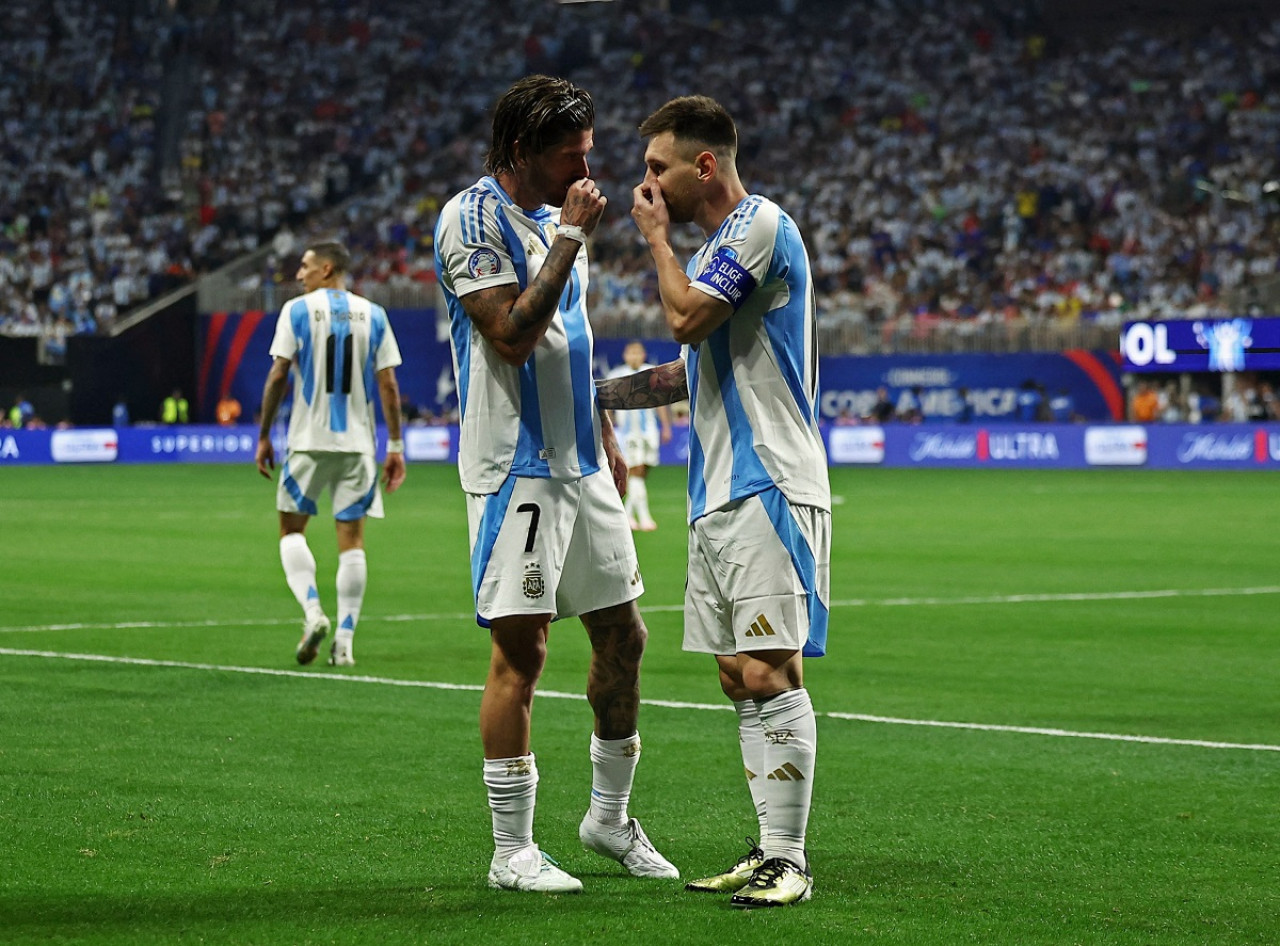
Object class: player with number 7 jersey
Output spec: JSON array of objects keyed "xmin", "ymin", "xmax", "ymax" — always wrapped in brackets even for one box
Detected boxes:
[{"xmin": 432, "ymin": 75, "xmax": 676, "ymax": 894}]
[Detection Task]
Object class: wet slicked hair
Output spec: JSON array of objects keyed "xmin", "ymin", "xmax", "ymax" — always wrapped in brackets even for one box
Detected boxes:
[
  {"xmin": 307, "ymin": 241, "xmax": 351, "ymax": 274},
  {"xmin": 638, "ymin": 95, "xmax": 738, "ymax": 159},
  {"xmin": 485, "ymin": 74, "xmax": 595, "ymax": 176}
]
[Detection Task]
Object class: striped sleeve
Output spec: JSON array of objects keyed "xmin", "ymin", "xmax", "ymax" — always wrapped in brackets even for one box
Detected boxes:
[{"xmin": 437, "ymin": 187, "xmax": 519, "ymax": 299}]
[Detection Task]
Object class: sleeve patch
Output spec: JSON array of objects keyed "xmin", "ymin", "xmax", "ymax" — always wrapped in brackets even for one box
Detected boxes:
[
  {"xmin": 693, "ymin": 249, "xmax": 757, "ymax": 310},
  {"xmin": 467, "ymin": 248, "xmax": 503, "ymax": 278}
]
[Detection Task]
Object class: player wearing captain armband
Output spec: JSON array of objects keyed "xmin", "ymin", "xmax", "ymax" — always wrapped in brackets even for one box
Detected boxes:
[{"xmin": 598, "ymin": 94, "xmax": 830, "ymax": 908}]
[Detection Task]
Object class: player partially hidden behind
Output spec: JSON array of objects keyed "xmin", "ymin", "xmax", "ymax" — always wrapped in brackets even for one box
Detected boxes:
[
  {"xmin": 255, "ymin": 241, "xmax": 406, "ymax": 668},
  {"xmin": 597, "ymin": 95, "xmax": 830, "ymax": 907},
  {"xmin": 606, "ymin": 340, "xmax": 672, "ymax": 531},
  {"xmin": 434, "ymin": 75, "xmax": 677, "ymax": 893}
]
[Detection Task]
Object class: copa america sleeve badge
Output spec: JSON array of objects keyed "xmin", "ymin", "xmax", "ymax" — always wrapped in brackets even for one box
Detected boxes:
[{"xmin": 467, "ymin": 248, "xmax": 503, "ymax": 278}]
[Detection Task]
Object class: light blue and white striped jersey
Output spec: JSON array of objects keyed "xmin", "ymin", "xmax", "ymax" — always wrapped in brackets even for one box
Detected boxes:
[
  {"xmin": 435, "ymin": 176, "xmax": 604, "ymax": 494},
  {"xmin": 269, "ymin": 288, "xmax": 402, "ymax": 453},
  {"xmin": 684, "ymin": 195, "xmax": 830, "ymax": 522},
  {"xmin": 606, "ymin": 361, "xmax": 661, "ymax": 442}
]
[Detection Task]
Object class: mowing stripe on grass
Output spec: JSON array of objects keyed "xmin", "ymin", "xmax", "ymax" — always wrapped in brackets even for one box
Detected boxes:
[
  {"xmin": 823, "ymin": 712, "xmax": 1280, "ymax": 752},
  {"xmin": 0, "ymin": 615, "xmax": 478, "ymax": 634},
  {"xmin": 3, "ymin": 646, "xmax": 1278, "ymax": 755},
  {"xmin": 3, "ymin": 585, "xmax": 1278, "ymax": 634},
  {"xmin": 828, "ymin": 585, "xmax": 1280, "ymax": 609}
]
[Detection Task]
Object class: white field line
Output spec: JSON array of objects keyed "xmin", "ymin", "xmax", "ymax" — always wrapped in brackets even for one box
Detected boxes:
[
  {"xmin": 2, "ymin": 646, "xmax": 1277, "ymax": 755},
  {"xmin": 827, "ymin": 586, "xmax": 1280, "ymax": 609},
  {"xmin": 822, "ymin": 712, "xmax": 1280, "ymax": 753},
  {"xmin": 0, "ymin": 614, "xmax": 477, "ymax": 634},
  {"xmin": 3, "ymin": 585, "xmax": 1278, "ymax": 634}
]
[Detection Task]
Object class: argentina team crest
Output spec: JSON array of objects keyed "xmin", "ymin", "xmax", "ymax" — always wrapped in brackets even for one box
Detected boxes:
[
  {"xmin": 467, "ymin": 248, "xmax": 502, "ymax": 278},
  {"xmin": 522, "ymin": 562, "xmax": 544, "ymax": 599}
]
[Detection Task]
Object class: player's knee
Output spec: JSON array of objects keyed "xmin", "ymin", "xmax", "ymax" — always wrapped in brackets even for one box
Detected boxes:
[
  {"xmin": 738, "ymin": 658, "xmax": 799, "ymax": 700},
  {"xmin": 625, "ymin": 619, "xmax": 648, "ymax": 662},
  {"xmin": 595, "ymin": 627, "xmax": 647, "ymax": 678},
  {"xmin": 718, "ymin": 670, "xmax": 748, "ymax": 701},
  {"xmin": 585, "ymin": 606, "xmax": 647, "ymax": 665},
  {"xmin": 491, "ymin": 625, "xmax": 549, "ymax": 684},
  {"xmin": 491, "ymin": 653, "xmax": 544, "ymax": 698},
  {"xmin": 739, "ymin": 673, "xmax": 774, "ymax": 700}
]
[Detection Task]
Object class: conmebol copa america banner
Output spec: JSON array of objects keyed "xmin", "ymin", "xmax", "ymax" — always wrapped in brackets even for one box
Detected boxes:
[
  {"xmin": 3, "ymin": 423, "xmax": 1278, "ymax": 470},
  {"xmin": 197, "ymin": 311, "xmax": 1128, "ymax": 425}
]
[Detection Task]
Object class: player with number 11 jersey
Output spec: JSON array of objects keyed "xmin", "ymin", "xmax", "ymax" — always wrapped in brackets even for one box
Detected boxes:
[{"xmin": 269, "ymin": 288, "xmax": 402, "ymax": 453}]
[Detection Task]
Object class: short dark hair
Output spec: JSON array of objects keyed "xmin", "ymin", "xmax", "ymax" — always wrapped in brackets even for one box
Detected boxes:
[
  {"xmin": 638, "ymin": 95, "xmax": 738, "ymax": 160},
  {"xmin": 485, "ymin": 75, "xmax": 595, "ymax": 176},
  {"xmin": 307, "ymin": 241, "xmax": 351, "ymax": 275}
]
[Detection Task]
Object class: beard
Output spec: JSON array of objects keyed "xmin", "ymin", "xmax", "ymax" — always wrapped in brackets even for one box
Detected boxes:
[
  {"xmin": 664, "ymin": 193, "xmax": 696, "ymax": 224},
  {"xmin": 525, "ymin": 162, "xmax": 574, "ymax": 208}
]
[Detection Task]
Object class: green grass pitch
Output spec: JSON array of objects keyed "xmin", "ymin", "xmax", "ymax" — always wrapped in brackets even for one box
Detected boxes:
[{"xmin": 1, "ymin": 463, "xmax": 1277, "ymax": 945}]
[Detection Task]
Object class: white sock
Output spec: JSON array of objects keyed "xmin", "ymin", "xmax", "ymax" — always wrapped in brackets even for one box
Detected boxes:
[
  {"xmin": 335, "ymin": 548, "xmax": 367, "ymax": 644},
  {"xmin": 587, "ymin": 732, "xmax": 640, "ymax": 826},
  {"xmin": 733, "ymin": 699, "xmax": 769, "ymax": 841},
  {"xmin": 629, "ymin": 476, "xmax": 651, "ymax": 523},
  {"xmin": 624, "ymin": 477, "xmax": 638, "ymax": 523},
  {"xmin": 484, "ymin": 754, "xmax": 538, "ymax": 860},
  {"xmin": 279, "ymin": 533, "xmax": 321, "ymax": 616},
  {"xmin": 756, "ymin": 688, "xmax": 817, "ymax": 867}
]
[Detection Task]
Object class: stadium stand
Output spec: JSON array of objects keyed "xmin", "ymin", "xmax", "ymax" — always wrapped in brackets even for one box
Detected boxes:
[{"xmin": 3, "ymin": 0, "xmax": 1279, "ymax": 357}]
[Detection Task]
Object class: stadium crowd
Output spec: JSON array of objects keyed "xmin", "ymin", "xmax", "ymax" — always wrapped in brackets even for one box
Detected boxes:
[{"xmin": 3, "ymin": 0, "xmax": 1280, "ymax": 354}]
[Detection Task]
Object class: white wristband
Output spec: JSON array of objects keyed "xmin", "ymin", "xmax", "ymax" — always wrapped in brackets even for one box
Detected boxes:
[
  {"xmin": 557, "ymin": 224, "xmax": 587, "ymax": 244},
  {"xmin": 386, "ymin": 438, "xmax": 404, "ymax": 454}
]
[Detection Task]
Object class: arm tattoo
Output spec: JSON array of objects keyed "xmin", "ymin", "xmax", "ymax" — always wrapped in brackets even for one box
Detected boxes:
[
  {"xmin": 595, "ymin": 360, "xmax": 688, "ymax": 410},
  {"xmin": 510, "ymin": 238, "xmax": 580, "ymax": 333}
]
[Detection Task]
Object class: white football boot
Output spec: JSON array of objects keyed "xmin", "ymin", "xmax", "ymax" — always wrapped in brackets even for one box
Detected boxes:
[
  {"xmin": 579, "ymin": 815, "xmax": 679, "ymax": 878},
  {"xmin": 295, "ymin": 611, "xmax": 330, "ymax": 665},
  {"xmin": 487, "ymin": 844, "xmax": 583, "ymax": 893}
]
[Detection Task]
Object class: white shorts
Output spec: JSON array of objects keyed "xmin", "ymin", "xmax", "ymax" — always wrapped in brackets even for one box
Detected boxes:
[
  {"xmin": 684, "ymin": 489, "xmax": 830, "ymax": 658},
  {"xmin": 621, "ymin": 431, "xmax": 660, "ymax": 469},
  {"xmin": 278, "ymin": 451, "xmax": 384, "ymax": 521},
  {"xmin": 466, "ymin": 468, "xmax": 643, "ymax": 624}
]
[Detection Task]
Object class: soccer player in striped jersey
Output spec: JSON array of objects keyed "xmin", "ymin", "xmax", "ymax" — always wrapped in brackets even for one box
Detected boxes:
[
  {"xmin": 606, "ymin": 340, "xmax": 673, "ymax": 531},
  {"xmin": 603, "ymin": 95, "xmax": 831, "ymax": 908},
  {"xmin": 434, "ymin": 75, "xmax": 676, "ymax": 894},
  {"xmin": 255, "ymin": 241, "xmax": 406, "ymax": 669}
]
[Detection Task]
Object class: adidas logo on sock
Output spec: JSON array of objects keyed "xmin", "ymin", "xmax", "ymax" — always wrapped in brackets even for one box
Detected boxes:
[{"xmin": 766, "ymin": 763, "xmax": 806, "ymax": 781}]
